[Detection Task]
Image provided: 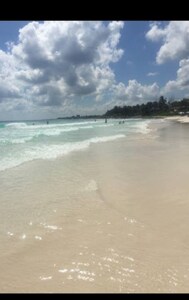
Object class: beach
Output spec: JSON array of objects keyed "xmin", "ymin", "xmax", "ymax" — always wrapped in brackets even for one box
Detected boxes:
[
  {"xmin": 165, "ymin": 115, "xmax": 189, "ymax": 123},
  {"xmin": 1, "ymin": 118, "xmax": 189, "ymax": 292}
]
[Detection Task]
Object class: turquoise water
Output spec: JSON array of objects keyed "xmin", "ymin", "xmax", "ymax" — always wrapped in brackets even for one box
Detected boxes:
[{"xmin": 0, "ymin": 118, "xmax": 150, "ymax": 172}]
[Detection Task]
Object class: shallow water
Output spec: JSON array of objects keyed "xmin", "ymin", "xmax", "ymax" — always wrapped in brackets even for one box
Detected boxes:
[{"xmin": 0, "ymin": 118, "xmax": 150, "ymax": 171}]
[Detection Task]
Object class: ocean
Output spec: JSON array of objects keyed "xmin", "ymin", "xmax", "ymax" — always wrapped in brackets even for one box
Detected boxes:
[{"xmin": 0, "ymin": 118, "xmax": 150, "ymax": 172}]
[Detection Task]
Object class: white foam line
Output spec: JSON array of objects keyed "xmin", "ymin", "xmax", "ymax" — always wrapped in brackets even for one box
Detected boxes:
[
  {"xmin": 6, "ymin": 122, "xmax": 27, "ymax": 128},
  {"xmin": 0, "ymin": 134, "xmax": 125, "ymax": 172}
]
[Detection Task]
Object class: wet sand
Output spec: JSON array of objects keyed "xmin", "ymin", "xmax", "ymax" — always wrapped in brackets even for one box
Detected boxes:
[{"xmin": 1, "ymin": 120, "xmax": 189, "ymax": 293}]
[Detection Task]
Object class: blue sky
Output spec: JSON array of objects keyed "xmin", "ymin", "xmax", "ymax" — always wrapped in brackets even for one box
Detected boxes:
[
  {"xmin": 0, "ymin": 21, "xmax": 189, "ymax": 120},
  {"xmin": 112, "ymin": 21, "xmax": 178, "ymax": 87}
]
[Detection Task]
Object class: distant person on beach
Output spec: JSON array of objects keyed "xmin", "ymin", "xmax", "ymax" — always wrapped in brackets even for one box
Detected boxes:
[
  {"xmin": 105, "ymin": 118, "xmax": 107, "ymax": 123},
  {"xmin": 47, "ymin": 121, "xmax": 49, "ymax": 124}
]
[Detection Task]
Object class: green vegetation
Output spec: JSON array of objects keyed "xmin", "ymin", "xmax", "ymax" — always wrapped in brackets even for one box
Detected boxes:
[
  {"xmin": 58, "ymin": 97, "xmax": 189, "ymax": 119},
  {"xmin": 104, "ymin": 96, "xmax": 189, "ymax": 118}
]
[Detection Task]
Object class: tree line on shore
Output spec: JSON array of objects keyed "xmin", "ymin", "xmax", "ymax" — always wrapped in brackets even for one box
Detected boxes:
[
  {"xmin": 58, "ymin": 96, "xmax": 189, "ymax": 119},
  {"xmin": 104, "ymin": 96, "xmax": 189, "ymax": 118}
]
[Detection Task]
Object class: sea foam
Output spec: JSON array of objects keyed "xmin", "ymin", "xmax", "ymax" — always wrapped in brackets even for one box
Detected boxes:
[
  {"xmin": 0, "ymin": 134, "xmax": 125, "ymax": 171},
  {"xmin": 0, "ymin": 118, "xmax": 152, "ymax": 172}
]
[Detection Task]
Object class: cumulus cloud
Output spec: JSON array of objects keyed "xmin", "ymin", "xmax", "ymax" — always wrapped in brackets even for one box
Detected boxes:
[
  {"xmin": 114, "ymin": 80, "xmax": 160, "ymax": 104},
  {"xmin": 12, "ymin": 21, "xmax": 124, "ymax": 94},
  {"xmin": 176, "ymin": 58, "xmax": 189, "ymax": 86},
  {"xmin": 146, "ymin": 21, "xmax": 189, "ymax": 64},
  {"xmin": 0, "ymin": 21, "xmax": 124, "ymax": 116},
  {"xmin": 0, "ymin": 50, "xmax": 21, "ymax": 100},
  {"xmin": 146, "ymin": 22, "xmax": 166, "ymax": 42},
  {"xmin": 146, "ymin": 21, "xmax": 189, "ymax": 98},
  {"xmin": 147, "ymin": 72, "xmax": 158, "ymax": 77},
  {"xmin": 0, "ymin": 21, "xmax": 175, "ymax": 120},
  {"xmin": 0, "ymin": 80, "xmax": 20, "ymax": 100},
  {"xmin": 162, "ymin": 58, "xmax": 189, "ymax": 97}
]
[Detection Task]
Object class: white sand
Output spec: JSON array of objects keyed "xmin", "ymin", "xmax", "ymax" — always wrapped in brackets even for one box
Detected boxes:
[
  {"xmin": 1, "ymin": 119, "xmax": 189, "ymax": 292},
  {"xmin": 165, "ymin": 115, "xmax": 189, "ymax": 123}
]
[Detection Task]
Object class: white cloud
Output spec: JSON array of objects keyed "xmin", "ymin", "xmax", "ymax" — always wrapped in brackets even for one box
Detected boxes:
[
  {"xmin": 147, "ymin": 72, "xmax": 158, "ymax": 77},
  {"xmin": 146, "ymin": 21, "xmax": 189, "ymax": 64},
  {"xmin": 146, "ymin": 22, "xmax": 166, "ymax": 42},
  {"xmin": 146, "ymin": 22, "xmax": 189, "ymax": 98},
  {"xmin": 162, "ymin": 58, "xmax": 189, "ymax": 97},
  {"xmin": 3, "ymin": 21, "xmax": 186, "ymax": 120},
  {"xmin": 0, "ymin": 50, "xmax": 21, "ymax": 99},
  {"xmin": 115, "ymin": 80, "xmax": 160, "ymax": 103},
  {"xmin": 0, "ymin": 80, "xmax": 20, "ymax": 100},
  {"xmin": 176, "ymin": 58, "xmax": 189, "ymax": 86},
  {"xmin": 0, "ymin": 21, "xmax": 124, "ymax": 119}
]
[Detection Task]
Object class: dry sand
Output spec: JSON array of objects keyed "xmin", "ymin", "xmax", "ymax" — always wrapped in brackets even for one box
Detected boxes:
[{"xmin": 165, "ymin": 115, "xmax": 189, "ymax": 123}]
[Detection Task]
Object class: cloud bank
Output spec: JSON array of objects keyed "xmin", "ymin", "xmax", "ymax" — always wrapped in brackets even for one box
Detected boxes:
[
  {"xmin": 146, "ymin": 21, "xmax": 189, "ymax": 64},
  {"xmin": 146, "ymin": 21, "xmax": 189, "ymax": 98},
  {"xmin": 0, "ymin": 21, "xmax": 125, "ymax": 117},
  {"xmin": 3, "ymin": 21, "xmax": 189, "ymax": 120}
]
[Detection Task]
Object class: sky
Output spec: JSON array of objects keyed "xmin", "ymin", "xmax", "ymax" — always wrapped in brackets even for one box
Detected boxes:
[{"xmin": 0, "ymin": 20, "xmax": 189, "ymax": 121}]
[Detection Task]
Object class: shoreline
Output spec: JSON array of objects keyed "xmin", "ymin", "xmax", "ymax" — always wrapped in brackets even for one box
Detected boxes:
[
  {"xmin": 1, "ymin": 119, "xmax": 189, "ymax": 292},
  {"xmin": 165, "ymin": 115, "xmax": 189, "ymax": 123}
]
